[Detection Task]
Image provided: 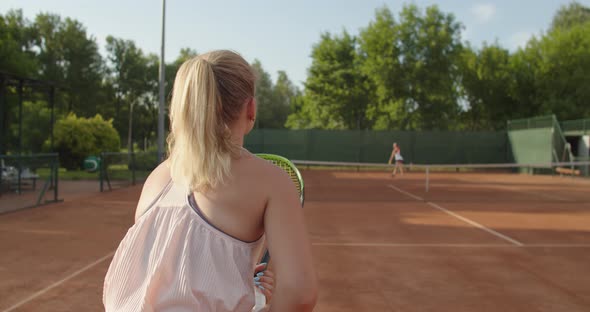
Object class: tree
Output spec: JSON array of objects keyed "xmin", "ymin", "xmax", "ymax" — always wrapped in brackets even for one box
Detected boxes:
[
  {"xmin": 284, "ymin": 93, "xmax": 309, "ymax": 129},
  {"xmin": 9, "ymin": 101, "xmax": 53, "ymax": 153},
  {"xmin": 166, "ymin": 47, "xmax": 199, "ymax": 97},
  {"xmin": 287, "ymin": 31, "xmax": 371, "ymax": 129},
  {"xmin": 32, "ymin": 13, "xmax": 104, "ymax": 116},
  {"xmin": 506, "ymin": 38, "xmax": 544, "ymax": 120},
  {"xmin": 0, "ymin": 10, "xmax": 37, "ymax": 76},
  {"xmin": 59, "ymin": 18, "xmax": 104, "ymax": 115},
  {"xmin": 173, "ymin": 48, "xmax": 198, "ymax": 67},
  {"xmin": 0, "ymin": 10, "xmax": 39, "ymax": 154},
  {"xmin": 359, "ymin": 5, "xmax": 463, "ymax": 130},
  {"xmin": 105, "ymin": 36, "xmax": 150, "ymax": 152},
  {"xmin": 357, "ymin": 7, "xmax": 404, "ymax": 130},
  {"xmin": 50, "ymin": 113, "xmax": 120, "ymax": 169},
  {"xmin": 459, "ymin": 43, "xmax": 517, "ymax": 130},
  {"xmin": 550, "ymin": 1, "xmax": 590, "ymax": 31},
  {"xmin": 535, "ymin": 22, "xmax": 590, "ymax": 119},
  {"xmin": 272, "ymin": 71, "xmax": 297, "ymax": 128},
  {"xmin": 251, "ymin": 60, "xmax": 276, "ymax": 128}
]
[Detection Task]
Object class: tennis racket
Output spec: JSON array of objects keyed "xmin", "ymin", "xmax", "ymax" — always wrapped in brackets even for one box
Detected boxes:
[
  {"xmin": 253, "ymin": 154, "xmax": 304, "ymax": 310},
  {"xmin": 255, "ymin": 153, "xmax": 305, "ymax": 265}
]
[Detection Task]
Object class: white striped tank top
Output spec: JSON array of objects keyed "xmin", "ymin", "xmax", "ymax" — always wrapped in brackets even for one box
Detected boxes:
[{"xmin": 103, "ymin": 180, "xmax": 265, "ymax": 311}]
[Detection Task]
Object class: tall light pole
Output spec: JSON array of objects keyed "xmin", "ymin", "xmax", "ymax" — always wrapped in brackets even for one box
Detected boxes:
[{"xmin": 157, "ymin": 0, "xmax": 166, "ymax": 163}]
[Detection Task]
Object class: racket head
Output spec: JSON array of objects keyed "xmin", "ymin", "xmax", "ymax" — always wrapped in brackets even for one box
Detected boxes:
[{"xmin": 255, "ymin": 153, "xmax": 304, "ymax": 206}]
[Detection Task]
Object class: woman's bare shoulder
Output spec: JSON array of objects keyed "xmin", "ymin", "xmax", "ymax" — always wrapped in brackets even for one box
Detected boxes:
[
  {"xmin": 135, "ymin": 160, "xmax": 171, "ymax": 221},
  {"xmin": 247, "ymin": 155, "xmax": 293, "ymax": 181}
]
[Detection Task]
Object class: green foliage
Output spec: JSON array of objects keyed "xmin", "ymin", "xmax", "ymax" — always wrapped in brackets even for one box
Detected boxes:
[
  {"xmin": 359, "ymin": 5, "xmax": 463, "ymax": 130},
  {"xmin": 459, "ymin": 44, "xmax": 517, "ymax": 130},
  {"xmin": 32, "ymin": 13, "xmax": 105, "ymax": 115},
  {"xmin": 534, "ymin": 22, "xmax": 590, "ymax": 120},
  {"xmin": 550, "ymin": 1, "xmax": 590, "ymax": 31},
  {"xmin": 285, "ymin": 94, "xmax": 312, "ymax": 129},
  {"xmin": 128, "ymin": 150, "xmax": 158, "ymax": 171},
  {"xmin": 174, "ymin": 48, "xmax": 199, "ymax": 67},
  {"xmin": 3, "ymin": 2, "xmax": 590, "ymax": 145},
  {"xmin": 357, "ymin": 7, "xmax": 403, "ymax": 130},
  {"xmin": 273, "ymin": 71, "xmax": 298, "ymax": 127},
  {"xmin": 290, "ymin": 4, "xmax": 465, "ymax": 131},
  {"xmin": 9, "ymin": 101, "xmax": 53, "ymax": 153},
  {"xmin": 290, "ymin": 2, "xmax": 590, "ymax": 131},
  {"xmin": 105, "ymin": 35, "xmax": 152, "ymax": 151},
  {"xmin": 287, "ymin": 31, "xmax": 371, "ymax": 129},
  {"xmin": 50, "ymin": 114, "xmax": 120, "ymax": 169},
  {"xmin": 252, "ymin": 60, "xmax": 276, "ymax": 128},
  {"xmin": 0, "ymin": 10, "xmax": 37, "ymax": 76},
  {"xmin": 505, "ymin": 41, "xmax": 543, "ymax": 118},
  {"xmin": 252, "ymin": 60, "xmax": 299, "ymax": 129}
]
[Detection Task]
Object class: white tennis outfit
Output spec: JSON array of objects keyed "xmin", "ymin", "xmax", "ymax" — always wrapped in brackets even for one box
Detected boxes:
[
  {"xmin": 394, "ymin": 151, "xmax": 403, "ymax": 161},
  {"xmin": 103, "ymin": 180, "xmax": 265, "ymax": 312}
]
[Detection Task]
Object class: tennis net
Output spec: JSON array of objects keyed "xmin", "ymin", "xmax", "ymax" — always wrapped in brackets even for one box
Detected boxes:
[
  {"xmin": 0, "ymin": 153, "xmax": 60, "ymax": 213},
  {"xmin": 99, "ymin": 151, "xmax": 158, "ymax": 192},
  {"xmin": 293, "ymin": 159, "xmax": 590, "ymax": 203}
]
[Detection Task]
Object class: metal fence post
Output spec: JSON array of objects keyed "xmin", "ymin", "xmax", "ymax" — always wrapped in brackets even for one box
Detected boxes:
[
  {"xmin": 99, "ymin": 152, "xmax": 104, "ymax": 192},
  {"xmin": 53, "ymin": 156, "xmax": 59, "ymax": 201},
  {"xmin": 131, "ymin": 152, "xmax": 136, "ymax": 185}
]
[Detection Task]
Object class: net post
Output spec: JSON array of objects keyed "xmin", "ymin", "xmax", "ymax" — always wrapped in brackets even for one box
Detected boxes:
[
  {"xmin": 18, "ymin": 80, "xmax": 23, "ymax": 156},
  {"xmin": 131, "ymin": 152, "xmax": 136, "ymax": 185},
  {"xmin": 0, "ymin": 77, "xmax": 5, "ymax": 155},
  {"xmin": 99, "ymin": 152, "xmax": 104, "ymax": 192},
  {"xmin": 53, "ymin": 155, "xmax": 59, "ymax": 201},
  {"xmin": 49, "ymin": 86, "xmax": 55, "ymax": 151}
]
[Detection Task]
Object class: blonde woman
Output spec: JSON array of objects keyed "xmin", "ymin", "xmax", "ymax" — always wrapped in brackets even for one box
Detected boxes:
[
  {"xmin": 103, "ymin": 50, "xmax": 317, "ymax": 312},
  {"xmin": 388, "ymin": 142, "xmax": 404, "ymax": 176}
]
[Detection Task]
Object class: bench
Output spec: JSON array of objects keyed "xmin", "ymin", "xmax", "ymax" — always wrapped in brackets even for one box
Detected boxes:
[
  {"xmin": 1, "ymin": 166, "xmax": 40, "ymax": 192},
  {"xmin": 555, "ymin": 167, "xmax": 581, "ymax": 176}
]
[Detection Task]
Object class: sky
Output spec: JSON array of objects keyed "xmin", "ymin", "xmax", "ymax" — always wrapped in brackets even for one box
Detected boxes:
[{"xmin": 2, "ymin": 0, "xmax": 589, "ymax": 87}]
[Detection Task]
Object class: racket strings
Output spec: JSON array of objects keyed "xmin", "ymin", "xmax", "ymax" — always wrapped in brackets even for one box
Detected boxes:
[{"xmin": 264, "ymin": 158, "xmax": 303, "ymax": 196}]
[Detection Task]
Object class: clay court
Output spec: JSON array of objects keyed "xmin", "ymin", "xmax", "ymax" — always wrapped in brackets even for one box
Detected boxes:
[{"xmin": 0, "ymin": 169, "xmax": 589, "ymax": 311}]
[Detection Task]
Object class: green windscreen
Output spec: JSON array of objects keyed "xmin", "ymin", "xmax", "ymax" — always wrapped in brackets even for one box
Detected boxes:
[{"xmin": 245, "ymin": 129, "xmax": 509, "ymax": 164}]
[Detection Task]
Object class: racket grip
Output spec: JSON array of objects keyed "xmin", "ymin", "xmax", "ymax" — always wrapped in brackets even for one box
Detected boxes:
[
  {"xmin": 260, "ymin": 250, "xmax": 271, "ymax": 266},
  {"xmin": 255, "ymin": 251, "xmax": 271, "ymax": 277}
]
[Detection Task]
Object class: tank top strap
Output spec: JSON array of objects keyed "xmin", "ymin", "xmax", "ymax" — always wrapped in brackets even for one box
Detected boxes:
[
  {"xmin": 139, "ymin": 179, "xmax": 174, "ymax": 218},
  {"xmin": 157, "ymin": 179, "xmax": 193, "ymax": 207}
]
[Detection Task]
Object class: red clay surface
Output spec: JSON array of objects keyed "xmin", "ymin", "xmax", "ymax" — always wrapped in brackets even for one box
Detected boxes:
[
  {"xmin": 0, "ymin": 180, "xmax": 101, "ymax": 214},
  {"xmin": 0, "ymin": 170, "xmax": 589, "ymax": 311}
]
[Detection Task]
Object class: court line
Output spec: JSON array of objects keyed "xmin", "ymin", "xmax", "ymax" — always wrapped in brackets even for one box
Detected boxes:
[
  {"xmin": 0, "ymin": 228, "xmax": 72, "ymax": 235},
  {"xmin": 477, "ymin": 183, "xmax": 571, "ymax": 202},
  {"xmin": 387, "ymin": 184, "xmax": 524, "ymax": 246},
  {"xmin": 525, "ymin": 244, "xmax": 590, "ymax": 248},
  {"xmin": 1, "ymin": 251, "xmax": 115, "ymax": 312},
  {"xmin": 312, "ymin": 242, "xmax": 590, "ymax": 248},
  {"xmin": 426, "ymin": 202, "xmax": 524, "ymax": 246},
  {"xmin": 387, "ymin": 185, "xmax": 424, "ymax": 201},
  {"xmin": 313, "ymin": 242, "xmax": 512, "ymax": 247},
  {"xmin": 100, "ymin": 200, "xmax": 137, "ymax": 205}
]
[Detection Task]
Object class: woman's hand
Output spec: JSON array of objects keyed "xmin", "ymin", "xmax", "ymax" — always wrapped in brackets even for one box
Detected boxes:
[{"xmin": 254, "ymin": 263, "xmax": 275, "ymax": 302}]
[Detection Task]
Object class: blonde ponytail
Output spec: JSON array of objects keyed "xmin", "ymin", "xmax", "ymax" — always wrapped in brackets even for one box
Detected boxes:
[{"xmin": 167, "ymin": 50, "xmax": 255, "ymax": 192}]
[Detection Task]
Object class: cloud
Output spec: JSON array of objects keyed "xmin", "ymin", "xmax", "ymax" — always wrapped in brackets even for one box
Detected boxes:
[
  {"xmin": 508, "ymin": 31, "xmax": 534, "ymax": 50},
  {"xmin": 471, "ymin": 4, "xmax": 496, "ymax": 24}
]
